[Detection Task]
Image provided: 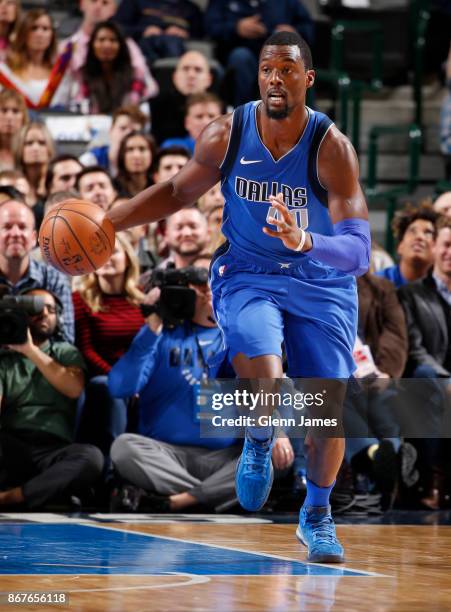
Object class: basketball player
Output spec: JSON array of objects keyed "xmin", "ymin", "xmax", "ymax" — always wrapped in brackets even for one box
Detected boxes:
[{"xmin": 107, "ymin": 31, "xmax": 370, "ymax": 563}]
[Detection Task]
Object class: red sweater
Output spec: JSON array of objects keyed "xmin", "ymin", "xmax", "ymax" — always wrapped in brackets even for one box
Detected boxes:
[{"xmin": 73, "ymin": 291, "xmax": 144, "ymax": 376}]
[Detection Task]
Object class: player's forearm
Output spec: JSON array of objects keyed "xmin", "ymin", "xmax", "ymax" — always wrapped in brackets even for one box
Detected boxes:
[
  {"xmin": 306, "ymin": 218, "xmax": 371, "ymax": 276},
  {"xmin": 106, "ymin": 181, "xmax": 190, "ymax": 231},
  {"xmin": 26, "ymin": 345, "xmax": 84, "ymax": 399}
]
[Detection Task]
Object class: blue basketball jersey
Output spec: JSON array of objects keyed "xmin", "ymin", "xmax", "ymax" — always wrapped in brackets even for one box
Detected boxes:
[{"xmin": 220, "ymin": 101, "xmax": 335, "ymax": 264}]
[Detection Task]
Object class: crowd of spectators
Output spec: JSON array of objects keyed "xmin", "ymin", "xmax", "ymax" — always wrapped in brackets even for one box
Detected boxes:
[{"xmin": 0, "ymin": 0, "xmax": 449, "ymax": 514}]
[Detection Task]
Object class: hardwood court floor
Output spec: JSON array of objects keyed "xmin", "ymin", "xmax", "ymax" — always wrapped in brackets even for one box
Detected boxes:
[{"xmin": 0, "ymin": 513, "xmax": 450, "ymax": 611}]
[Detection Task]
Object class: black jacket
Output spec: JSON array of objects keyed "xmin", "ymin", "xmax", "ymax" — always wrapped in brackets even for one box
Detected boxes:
[{"xmin": 398, "ymin": 273, "xmax": 450, "ymax": 377}]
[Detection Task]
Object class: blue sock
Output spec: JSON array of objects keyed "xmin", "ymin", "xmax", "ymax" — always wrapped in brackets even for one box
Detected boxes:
[
  {"xmin": 247, "ymin": 424, "xmax": 274, "ymax": 442},
  {"xmin": 304, "ymin": 478, "xmax": 335, "ymax": 507}
]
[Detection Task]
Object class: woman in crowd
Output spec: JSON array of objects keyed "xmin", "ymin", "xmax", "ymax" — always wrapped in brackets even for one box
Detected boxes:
[
  {"xmin": 0, "ymin": 0, "xmax": 20, "ymax": 61},
  {"xmin": 0, "ymin": 9, "xmax": 66, "ymax": 108},
  {"xmin": 0, "ymin": 88, "xmax": 27, "ymax": 169},
  {"xmin": 13, "ymin": 121, "xmax": 54, "ymax": 226},
  {"xmin": 115, "ymin": 131, "xmax": 156, "ymax": 197},
  {"xmin": 73, "ymin": 233, "xmax": 145, "ymax": 454},
  {"xmin": 58, "ymin": 21, "xmax": 154, "ymax": 114}
]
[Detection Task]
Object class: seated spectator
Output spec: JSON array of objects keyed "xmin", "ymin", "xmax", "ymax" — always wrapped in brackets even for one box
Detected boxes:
[
  {"xmin": 60, "ymin": 0, "xmax": 158, "ymax": 106},
  {"xmin": 150, "ymin": 50, "xmax": 213, "ymax": 144},
  {"xmin": 0, "ymin": 89, "xmax": 28, "ymax": 170},
  {"xmin": 398, "ymin": 216, "xmax": 451, "ymax": 509},
  {"xmin": 205, "ymin": 0, "xmax": 314, "ymax": 106},
  {"xmin": 79, "ymin": 104, "xmax": 148, "ymax": 176},
  {"xmin": 76, "ymin": 166, "xmax": 117, "ymax": 211},
  {"xmin": 162, "ymin": 208, "xmax": 210, "ymax": 269},
  {"xmin": 115, "ymin": 0, "xmax": 203, "ymax": 65},
  {"xmin": 45, "ymin": 155, "xmax": 83, "ymax": 196},
  {"xmin": 56, "ymin": 20, "xmax": 155, "ymax": 114},
  {"xmin": 115, "ymin": 131, "xmax": 157, "ymax": 197},
  {"xmin": 0, "ymin": 10, "xmax": 68, "ymax": 109},
  {"xmin": 108, "ymin": 255, "xmax": 241, "ymax": 512},
  {"xmin": 0, "ymin": 192, "xmax": 74, "ymax": 342},
  {"xmin": 344, "ymin": 272, "xmax": 410, "ymax": 509},
  {"xmin": 198, "ymin": 181, "xmax": 224, "ymax": 215},
  {"xmin": 439, "ymin": 43, "xmax": 450, "ymax": 180},
  {"xmin": 398, "ymin": 215, "xmax": 451, "ymax": 379},
  {"xmin": 0, "ymin": 0, "xmax": 20, "ymax": 62},
  {"xmin": 0, "ymin": 287, "xmax": 103, "ymax": 510},
  {"xmin": 376, "ymin": 203, "xmax": 438, "ymax": 287},
  {"xmin": 13, "ymin": 121, "xmax": 55, "ymax": 225},
  {"xmin": 161, "ymin": 92, "xmax": 224, "ymax": 154},
  {"xmin": 433, "ymin": 191, "xmax": 451, "ymax": 218},
  {"xmin": 73, "ymin": 233, "xmax": 145, "ymax": 454}
]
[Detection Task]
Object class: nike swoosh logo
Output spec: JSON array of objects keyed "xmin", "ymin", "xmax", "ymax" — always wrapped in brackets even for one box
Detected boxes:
[
  {"xmin": 240, "ymin": 157, "xmax": 262, "ymax": 165},
  {"xmin": 198, "ymin": 340, "xmax": 213, "ymax": 346}
]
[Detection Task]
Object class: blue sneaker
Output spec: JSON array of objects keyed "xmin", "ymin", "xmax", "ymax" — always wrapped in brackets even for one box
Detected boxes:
[
  {"xmin": 296, "ymin": 504, "xmax": 344, "ymax": 563},
  {"xmin": 235, "ymin": 433, "xmax": 274, "ymax": 511}
]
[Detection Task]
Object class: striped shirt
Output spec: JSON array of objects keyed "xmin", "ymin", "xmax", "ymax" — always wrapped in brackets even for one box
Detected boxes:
[{"xmin": 73, "ymin": 291, "xmax": 144, "ymax": 376}]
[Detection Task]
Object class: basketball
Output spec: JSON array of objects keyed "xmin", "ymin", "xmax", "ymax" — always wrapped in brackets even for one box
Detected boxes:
[{"xmin": 38, "ymin": 199, "xmax": 115, "ymax": 276}]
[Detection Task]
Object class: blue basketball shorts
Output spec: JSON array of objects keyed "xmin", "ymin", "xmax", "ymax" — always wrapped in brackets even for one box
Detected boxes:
[{"xmin": 209, "ymin": 244, "xmax": 358, "ymax": 378}]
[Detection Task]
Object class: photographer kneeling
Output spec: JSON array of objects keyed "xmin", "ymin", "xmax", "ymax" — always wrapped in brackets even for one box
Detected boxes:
[
  {"xmin": 0, "ymin": 288, "xmax": 103, "ymax": 509},
  {"xmin": 108, "ymin": 257, "xmax": 243, "ymax": 512}
]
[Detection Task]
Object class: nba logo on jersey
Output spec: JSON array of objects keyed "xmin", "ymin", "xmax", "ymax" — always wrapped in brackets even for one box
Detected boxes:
[{"xmin": 218, "ymin": 265, "xmax": 226, "ymax": 276}]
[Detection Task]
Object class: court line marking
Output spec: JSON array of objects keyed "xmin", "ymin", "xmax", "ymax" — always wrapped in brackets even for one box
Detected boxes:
[
  {"xmin": 82, "ymin": 522, "xmax": 389, "ymax": 577},
  {"xmin": 0, "ymin": 573, "xmax": 210, "ymax": 593}
]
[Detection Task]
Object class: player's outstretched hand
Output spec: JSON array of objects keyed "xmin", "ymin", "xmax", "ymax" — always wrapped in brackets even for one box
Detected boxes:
[{"xmin": 263, "ymin": 193, "xmax": 312, "ymax": 252}]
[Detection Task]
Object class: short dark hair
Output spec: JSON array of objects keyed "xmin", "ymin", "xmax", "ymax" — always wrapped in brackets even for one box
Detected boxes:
[
  {"xmin": 75, "ymin": 166, "xmax": 113, "ymax": 190},
  {"xmin": 0, "ymin": 184, "xmax": 26, "ymax": 204},
  {"xmin": 261, "ymin": 31, "xmax": 313, "ymax": 71},
  {"xmin": 392, "ymin": 203, "xmax": 439, "ymax": 243},
  {"xmin": 45, "ymin": 154, "xmax": 83, "ymax": 192},
  {"xmin": 154, "ymin": 146, "xmax": 191, "ymax": 171},
  {"xmin": 185, "ymin": 92, "xmax": 224, "ymax": 114}
]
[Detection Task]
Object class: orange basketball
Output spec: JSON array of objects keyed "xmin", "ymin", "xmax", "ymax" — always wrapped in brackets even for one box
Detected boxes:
[{"xmin": 38, "ymin": 199, "xmax": 115, "ymax": 276}]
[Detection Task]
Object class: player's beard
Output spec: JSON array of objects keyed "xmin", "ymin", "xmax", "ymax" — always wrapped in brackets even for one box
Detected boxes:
[{"xmin": 265, "ymin": 101, "xmax": 291, "ymax": 120}]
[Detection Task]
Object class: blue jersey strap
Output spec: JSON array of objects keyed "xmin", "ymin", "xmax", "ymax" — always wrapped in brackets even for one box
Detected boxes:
[
  {"xmin": 306, "ymin": 218, "xmax": 371, "ymax": 276},
  {"xmin": 220, "ymin": 104, "xmax": 245, "ymax": 177}
]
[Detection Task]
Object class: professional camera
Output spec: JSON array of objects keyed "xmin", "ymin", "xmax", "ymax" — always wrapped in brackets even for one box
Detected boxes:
[
  {"xmin": 0, "ymin": 294, "xmax": 45, "ymax": 345},
  {"xmin": 141, "ymin": 264, "xmax": 209, "ymax": 326}
]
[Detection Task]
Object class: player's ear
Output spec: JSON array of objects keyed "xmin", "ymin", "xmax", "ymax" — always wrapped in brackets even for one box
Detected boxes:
[{"xmin": 306, "ymin": 69, "xmax": 315, "ymax": 90}]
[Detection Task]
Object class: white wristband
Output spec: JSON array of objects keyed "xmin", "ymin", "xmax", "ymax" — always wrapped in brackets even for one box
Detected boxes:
[{"xmin": 294, "ymin": 229, "xmax": 307, "ymax": 252}]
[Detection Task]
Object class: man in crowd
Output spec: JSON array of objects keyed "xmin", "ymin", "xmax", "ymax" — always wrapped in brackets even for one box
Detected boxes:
[
  {"xmin": 163, "ymin": 208, "xmax": 210, "ymax": 269},
  {"xmin": 45, "ymin": 155, "xmax": 83, "ymax": 195},
  {"xmin": 0, "ymin": 288, "xmax": 103, "ymax": 509},
  {"xmin": 76, "ymin": 167, "xmax": 117, "ymax": 211},
  {"xmin": 0, "ymin": 190, "xmax": 74, "ymax": 342},
  {"xmin": 108, "ymin": 257, "xmax": 292, "ymax": 511},
  {"xmin": 161, "ymin": 93, "xmax": 224, "ymax": 154},
  {"xmin": 398, "ymin": 215, "xmax": 451, "ymax": 509},
  {"xmin": 150, "ymin": 50, "xmax": 213, "ymax": 144},
  {"xmin": 377, "ymin": 204, "xmax": 438, "ymax": 287}
]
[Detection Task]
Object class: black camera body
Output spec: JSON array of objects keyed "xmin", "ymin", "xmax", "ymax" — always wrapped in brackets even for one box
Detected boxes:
[
  {"xmin": 141, "ymin": 264, "xmax": 209, "ymax": 326},
  {"xmin": 0, "ymin": 295, "xmax": 45, "ymax": 344}
]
